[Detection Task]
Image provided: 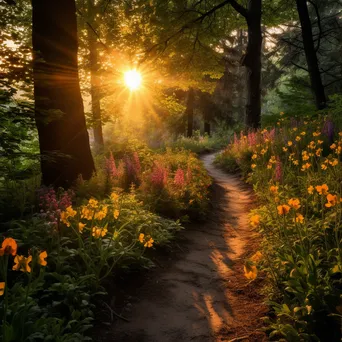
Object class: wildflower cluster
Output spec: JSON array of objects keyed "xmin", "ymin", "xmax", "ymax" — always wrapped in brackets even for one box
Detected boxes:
[{"xmin": 218, "ymin": 114, "xmax": 342, "ymax": 340}]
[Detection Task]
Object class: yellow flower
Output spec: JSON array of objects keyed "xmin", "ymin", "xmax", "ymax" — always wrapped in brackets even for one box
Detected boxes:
[
  {"xmin": 316, "ymin": 184, "xmax": 329, "ymax": 195},
  {"xmin": 270, "ymin": 185, "xmax": 278, "ymax": 194},
  {"xmin": 295, "ymin": 213, "xmax": 304, "ymax": 223},
  {"xmin": 250, "ymin": 251, "xmax": 262, "ymax": 263},
  {"xmin": 250, "ymin": 214, "xmax": 261, "ymax": 227},
  {"xmin": 293, "ymin": 160, "xmax": 299, "ymax": 166},
  {"xmin": 288, "ymin": 198, "xmax": 301, "ymax": 210},
  {"xmin": 252, "ymin": 154, "xmax": 257, "ymax": 160},
  {"xmin": 78, "ymin": 222, "xmax": 86, "ymax": 233},
  {"xmin": 300, "ymin": 131, "xmax": 306, "ymax": 136},
  {"xmin": 293, "ymin": 127, "xmax": 298, "ymax": 132},
  {"xmin": 283, "ymin": 147, "xmax": 288, "ymax": 152},
  {"xmin": 260, "ymin": 148, "xmax": 267, "ymax": 155},
  {"xmin": 267, "ymin": 164, "xmax": 272, "ymax": 169},
  {"xmin": 317, "ymin": 140, "xmax": 323, "ymax": 145},
  {"xmin": 81, "ymin": 206, "xmax": 94, "ymax": 221},
  {"xmin": 13, "ymin": 255, "xmax": 32, "ymax": 273},
  {"xmin": 330, "ymin": 143, "xmax": 337, "ymax": 150},
  {"xmin": 113, "ymin": 209, "xmax": 120, "ymax": 219},
  {"xmin": 280, "ymin": 111, "xmax": 284, "ymax": 115},
  {"xmin": 138, "ymin": 233, "xmax": 145, "ymax": 243},
  {"xmin": 302, "ymin": 152, "xmax": 309, "ymax": 161},
  {"xmin": 313, "ymin": 132, "xmax": 321, "ymax": 137},
  {"xmin": 0, "ymin": 237, "xmax": 17, "ymax": 257},
  {"xmin": 244, "ymin": 264, "xmax": 257, "ymax": 280},
  {"xmin": 315, "ymin": 148, "xmax": 322, "ymax": 157},
  {"xmin": 321, "ymin": 164, "xmax": 328, "ymax": 170},
  {"xmin": 0, "ymin": 282, "xmax": 5, "ymax": 296},
  {"xmin": 144, "ymin": 237, "xmax": 154, "ymax": 248},
  {"xmin": 251, "ymin": 164, "xmax": 256, "ymax": 169},
  {"xmin": 295, "ymin": 136, "xmax": 301, "ymax": 142},
  {"xmin": 308, "ymin": 185, "xmax": 314, "ymax": 194},
  {"xmin": 94, "ymin": 206, "xmax": 108, "ymax": 220},
  {"xmin": 113, "ymin": 231, "xmax": 119, "ymax": 239},
  {"xmin": 269, "ymin": 156, "xmax": 276, "ymax": 164},
  {"xmin": 277, "ymin": 204, "xmax": 291, "ymax": 215},
  {"xmin": 288, "ymin": 141, "xmax": 293, "ymax": 146},
  {"xmin": 60, "ymin": 206, "xmax": 77, "ymax": 227},
  {"xmin": 92, "ymin": 226, "xmax": 108, "ymax": 238},
  {"xmin": 308, "ymin": 141, "xmax": 316, "ymax": 149},
  {"xmin": 330, "ymin": 159, "xmax": 339, "ymax": 166},
  {"xmin": 301, "ymin": 163, "xmax": 311, "ymax": 171},
  {"xmin": 65, "ymin": 206, "xmax": 77, "ymax": 217},
  {"xmin": 38, "ymin": 251, "xmax": 47, "ymax": 266},
  {"xmin": 110, "ymin": 193, "xmax": 119, "ymax": 202},
  {"xmin": 325, "ymin": 194, "xmax": 337, "ymax": 208},
  {"xmin": 88, "ymin": 198, "xmax": 99, "ymax": 208}
]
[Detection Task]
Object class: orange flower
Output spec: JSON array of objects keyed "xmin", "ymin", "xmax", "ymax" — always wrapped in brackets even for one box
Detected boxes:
[
  {"xmin": 316, "ymin": 184, "xmax": 329, "ymax": 195},
  {"xmin": 0, "ymin": 237, "xmax": 17, "ymax": 257},
  {"xmin": 269, "ymin": 186, "xmax": 278, "ymax": 194},
  {"xmin": 92, "ymin": 227, "xmax": 108, "ymax": 239},
  {"xmin": 113, "ymin": 209, "xmax": 120, "ymax": 220},
  {"xmin": 308, "ymin": 185, "xmax": 314, "ymax": 194},
  {"xmin": 295, "ymin": 213, "xmax": 304, "ymax": 223},
  {"xmin": 138, "ymin": 233, "xmax": 145, "ymax": 243},
  {"xmin": 277, "ymin": 204, "xmax": 290, "ymax": 215},
  {"xmin": 144, "ymin": 237, "xmax": 154, "ymax": 248},
  {"xmin": 250, "ymin": 214, "xmax": 261, "ymax": 227},
  {"xmin": 38, "ymin": 251, "xmax": 47, "ymax": 266},
  {"xmin": 0, "ymin": 282, "xmax": 5, "ymax": 296},
  {"xmin": 78, "ymin": 222, "xmax": 86, "ymax": 233},
  {"xmin": 244, "ymin": 264, "xmax": 257, "ymax": 280},
  {"xmin": 250, "ymin": 251, "xmax": 262, "ymax": 263},
  {"xmin": 288, "ymin": 198, "xmax": 301, "ymax": 210},
  {"xmin": 325, "ymin": 194, "xmax": 337, "ymax": 208},
  {"xmin": 12, "ymin": 255, "xmax": 32, "ymax": 273}
]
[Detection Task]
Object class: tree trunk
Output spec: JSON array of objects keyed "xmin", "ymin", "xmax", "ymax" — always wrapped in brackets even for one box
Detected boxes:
[
  {"xmin": 296, "ymin": 0, "xmax": 327, "ymax": 109},
  {"xmin": 87, "ymin": 0, "xmax": 104, "ymax": 149},
  {"xmin": 243, "ymin": 0, "xmax": 262, "ymax": 128},
  {"xmin": 204, "ymin": 121, "xmax": 211, "ymax": 136},
  {"xmin": 186, "ymin": 88, "xmax": 195, "ymax": 137},
  {"xmin": 32, "ymin": 0, "xmax": 95, "ymax": 188}
]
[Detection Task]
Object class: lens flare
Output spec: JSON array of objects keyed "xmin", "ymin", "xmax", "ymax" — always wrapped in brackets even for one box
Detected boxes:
[{"xmin": 124, "ymin": 70, "xmax": 142, "ymax": 91}]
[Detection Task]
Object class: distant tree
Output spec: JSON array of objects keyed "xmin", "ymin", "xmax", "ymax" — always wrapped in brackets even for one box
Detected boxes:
[
  {"xmin": 295, "ymin": 0, "xmax": 327, "ymax": 109},
  {"xmin": 32, "ymin": 0, "xmax": 95, "ymax": 188}
]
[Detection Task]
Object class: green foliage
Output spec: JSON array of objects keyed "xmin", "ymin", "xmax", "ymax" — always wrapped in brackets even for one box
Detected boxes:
[
  {"xmin": 216, "ymin": 113, "xmax": 342, "ymax": 340},
  {"xmin": 0, "ymin": 191, "xmax": 183, "ymax": 341},
  {"xmin": 166, "ymin": 131, "xmax": 229, "ymax": 154}
]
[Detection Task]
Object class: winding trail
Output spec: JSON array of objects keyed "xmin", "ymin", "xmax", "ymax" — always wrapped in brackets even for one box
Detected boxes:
[{"xmin": 100, "ymin": 153, "xmax": 267, "ymax": 342}]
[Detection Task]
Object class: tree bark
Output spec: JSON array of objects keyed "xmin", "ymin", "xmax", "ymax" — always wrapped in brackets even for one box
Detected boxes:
[
  {"xmin": 87, "ymin": 0, "xmax": 104, "ymax": 149},
  {"xmin": 186, "ymin": 88, "xmax": 195, "ymax": 137},
  {"xmin": 32, "ymin": 0, "xmax": 95, "ymax": 188},
  {"xmin": 296, "ymin": 0, "xmax": 327, "ymax": 109},
  {"xmin": 243, "ymin": 0, "xmax": 262, "ymax": 128}
]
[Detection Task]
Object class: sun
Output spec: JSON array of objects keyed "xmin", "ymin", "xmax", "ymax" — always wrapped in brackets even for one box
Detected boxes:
[{"xmin": 124, "ymin": 69, "xmax": 142, "ymax": 91}]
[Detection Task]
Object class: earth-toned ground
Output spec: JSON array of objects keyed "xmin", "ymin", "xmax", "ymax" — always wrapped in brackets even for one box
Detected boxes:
[{"xmin": 97, "ymin": 153, "xmax": 267, "ymax": 342}]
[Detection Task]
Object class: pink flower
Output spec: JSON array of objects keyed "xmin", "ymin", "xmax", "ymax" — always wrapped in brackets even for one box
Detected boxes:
[
  {"xmin": 275, "ymin": 157, "xmax": 282, "ymax": 182},
  {"xmin": 150, "ymin": 162, "xmax": 168, "ymax": 189},
  {"xmin": 174, "ymin": 168, "xmax": 185, "ymax": 187},
  {"xmin": 105, "ymin": 152, "xmax": 118, "ymax": 178}
]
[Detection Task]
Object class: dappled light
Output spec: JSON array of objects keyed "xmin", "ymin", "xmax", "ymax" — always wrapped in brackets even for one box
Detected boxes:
[{"xmin": 1, "ymin": 0, "xmax": 342, "ymax": 340}]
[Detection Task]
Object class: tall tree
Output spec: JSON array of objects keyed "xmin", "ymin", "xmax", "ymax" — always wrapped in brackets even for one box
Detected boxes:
[
  {"xmin": 186, "ymin": 88, "xmax": 195, "ymax": 137},
  {"xmin": 86, "ymin": 0, "xmax": 104, "ymax": 149},
  {"xmin": 295, "ymin": 0, "xmax": 327, "ymax": 109},
  {"xmin": 32, "ymin": 0, "xmax": 95, "ymax": 188}
]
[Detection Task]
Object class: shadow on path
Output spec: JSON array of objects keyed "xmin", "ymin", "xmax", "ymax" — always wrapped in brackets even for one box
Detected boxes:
[{"xmin": 98, "ymin": 153, "xmax": 267, "ymax": 342}]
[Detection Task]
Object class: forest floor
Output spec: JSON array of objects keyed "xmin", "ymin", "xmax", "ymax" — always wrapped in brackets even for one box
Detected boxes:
[{"xmin": 97, "ymin": 153, "xmax": 268, "ymax": 342}]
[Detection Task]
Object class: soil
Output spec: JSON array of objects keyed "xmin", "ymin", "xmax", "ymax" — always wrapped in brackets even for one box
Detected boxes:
[{"xmin": 96, "ymin": 153, "xmax": 268, "ymax": 342}]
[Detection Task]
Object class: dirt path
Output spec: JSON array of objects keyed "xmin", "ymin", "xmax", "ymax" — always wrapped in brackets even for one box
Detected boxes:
[{"xmin": 99, "ymin": 153, "xmax": 267, "ymax": 342}]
